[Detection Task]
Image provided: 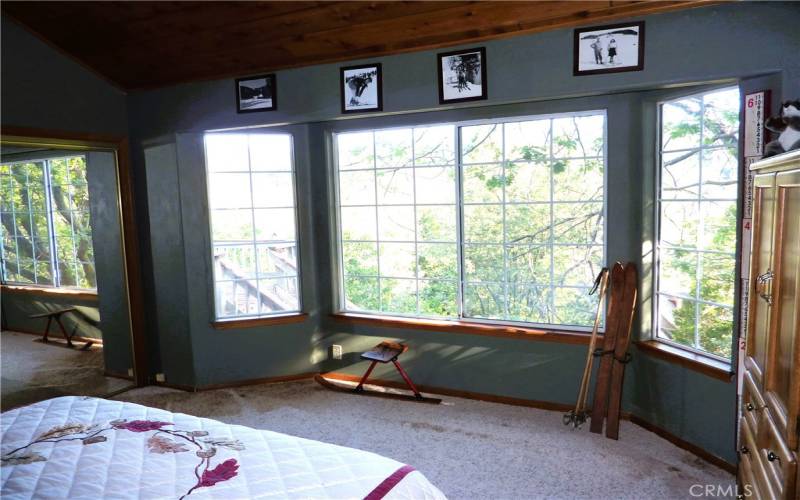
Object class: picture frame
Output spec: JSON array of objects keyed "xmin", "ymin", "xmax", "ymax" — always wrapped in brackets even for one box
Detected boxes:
[
  {"xmin": 235, "ymin": 74, "xmax": 276, "ymax": 113},
  {"xmin": 437, "ymin": 47, "xmax": 487, "ymax": 104},
  {"xmin": 573, "ymin": 21, "xmax": 645, "ymax": 76},
  {"xmin": 340, "ymin": 63, "xmax": 383, "ymax": 114}
]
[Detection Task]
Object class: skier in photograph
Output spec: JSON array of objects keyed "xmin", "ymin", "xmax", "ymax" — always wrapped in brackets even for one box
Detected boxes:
[
  {"xmin": 456, "ymin": 63, "xmax": 471, "ymax": 92},
  {"xmin": 591, "ymin": 39, "xmax": 603, "ymax": 64},
  {"xmin": 346, "ymin": 71, "xmax": 374, "ymax": 107},
  {"xmin": 607, "ymin": 38, "xmax": 618, "ymax": 64}
]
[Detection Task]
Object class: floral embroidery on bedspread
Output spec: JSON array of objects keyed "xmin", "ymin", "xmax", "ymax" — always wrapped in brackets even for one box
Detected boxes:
[{"xmin": 1, "ymin": 419, "xmax": 242, "ymax": 498}]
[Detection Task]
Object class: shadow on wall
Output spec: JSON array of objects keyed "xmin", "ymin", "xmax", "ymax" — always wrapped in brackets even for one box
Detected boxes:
[
  {"xmin": 2, "ymin": 295, "xmax": 102, "ymax": 340},
  {"xmin": 312, "ymin": 330, "xmax": 567, "ymax": 397},
  {"xmin": 315, "ymin": 333, "xmax": 501, "ymax": 376}
]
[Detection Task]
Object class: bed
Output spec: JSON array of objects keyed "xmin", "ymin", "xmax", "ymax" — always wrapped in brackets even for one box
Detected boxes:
[{"xmin": 1, "ymin": 396, "xmax": 446, "ymax": 499}]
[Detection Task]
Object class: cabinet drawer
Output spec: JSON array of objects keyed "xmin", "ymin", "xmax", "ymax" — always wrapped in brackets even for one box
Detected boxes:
[
  {"xmin": 740, "ymin": 450, "xmax": 763, "ymax": 500},
  {"xmin": 743, "ymin": 369, "xmax": 768, "ymax": 435},
  {"xmin": 758, "ymin": 411, "xmax": 797, "ymax": 499},
  {"xmin": 740, "ymin": 417, "xmax": 776, "ymax": 499}
]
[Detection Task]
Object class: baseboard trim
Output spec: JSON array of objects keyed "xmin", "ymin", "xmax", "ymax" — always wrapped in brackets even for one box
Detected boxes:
[{"xmin": 321, "ymin": 371, "xmax": 737, "ymax": 474}]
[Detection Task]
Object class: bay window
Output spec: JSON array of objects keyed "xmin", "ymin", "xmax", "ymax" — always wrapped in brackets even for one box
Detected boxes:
[{"xmin": 334, "ymin": 111, "xmax": 606, "ymax": 329}]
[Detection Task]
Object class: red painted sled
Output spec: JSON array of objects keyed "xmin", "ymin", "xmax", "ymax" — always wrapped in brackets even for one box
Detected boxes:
[{"xmin": 315, "ymin": 341, "xmax": 442, "ymax": 404}]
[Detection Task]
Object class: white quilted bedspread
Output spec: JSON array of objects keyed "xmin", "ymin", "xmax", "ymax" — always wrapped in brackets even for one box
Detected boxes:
[{"xmin": 1, "ymin": 397, "xmax": 446, "ymax": 500}]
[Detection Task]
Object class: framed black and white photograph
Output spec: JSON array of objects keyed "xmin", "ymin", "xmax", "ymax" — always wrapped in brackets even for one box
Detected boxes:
[
  {"xmin": 437, "ymin": 47, "xmax": 487, "ymax": 104},
  {"xmin": 235, "ymin": 74, "xmax": 276, "ymax": 113},
  {"xmin": 573, "ymin": 21, "xmax": 645, "ymax": 76},
  {"xmin": 340, "ymin": 63, "xmax": 382, "ymax": 114}
]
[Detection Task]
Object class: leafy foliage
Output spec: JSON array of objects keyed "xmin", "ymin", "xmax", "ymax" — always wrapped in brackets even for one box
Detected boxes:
[
  {"xmin": 0, "ymin": 156, "xmax": 96, "ymax": 289},
  {"xmin": 338, "ymin": 115, "xmax": 605, "ymax": 326},
  {"xmin": 658, "ymin": 88, "xmax": 740, "ymax": 358}
]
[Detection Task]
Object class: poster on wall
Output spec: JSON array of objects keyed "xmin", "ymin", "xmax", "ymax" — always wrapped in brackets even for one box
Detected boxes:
[
  {"xmin": 573, "ymin": 22, "xmax": 645, "ymax": 76},
  {"xmin": 743, "ymin": 90, "xmax": 770, "ymax": 157},
  {"xmin": 340, "ymin": 63, "xmax": 383, "ymax": 114},
  {"xmin": 437, "ymin": 47, "xmax": 487, "ymax": 104},
  {"xmin": 236, "ymin": 74, "xmax": 277, "ymax": 113}
]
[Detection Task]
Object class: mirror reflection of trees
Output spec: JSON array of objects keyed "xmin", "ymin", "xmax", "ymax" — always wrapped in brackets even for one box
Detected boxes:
[
  {"xmin": 337, "ymin": 113, "xmax": 606, "ymax": 327},
  {"xmin": 0, "ymin": 156, "xmax": 96, "ymax": 289},
  {"xmin": 657, "ymin": 88, "xmax": 740, "ymax": 358}
]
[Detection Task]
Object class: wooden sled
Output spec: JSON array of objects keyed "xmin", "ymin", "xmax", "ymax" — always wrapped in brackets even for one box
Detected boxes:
[{"xmin": 315, "ymin": 341, "xmax": 442, "ymax": 404}]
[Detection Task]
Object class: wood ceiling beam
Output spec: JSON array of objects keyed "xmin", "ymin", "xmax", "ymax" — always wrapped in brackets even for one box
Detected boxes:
[
  {"xmin": 2, "ymin": 1, "xmax": 725, "ymax": 90},
  {"xmin": 111, "ymin": 1, "xmax": 639, "ymax": 86},
  {"xmin": 124, "ymin": 1, "xmax": 721, "ymax": 89}
]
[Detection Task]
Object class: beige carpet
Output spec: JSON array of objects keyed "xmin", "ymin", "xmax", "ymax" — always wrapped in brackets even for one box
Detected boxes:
[
  {"xmin": 1, "ymin": 330, "xmax": 133, "ymax": 410},
  {"xmin": 114, "ymin": 379, "xmax": 734, "ymax": 499}
]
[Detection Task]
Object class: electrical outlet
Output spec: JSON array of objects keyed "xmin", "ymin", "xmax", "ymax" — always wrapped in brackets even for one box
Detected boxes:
[
  {"xmin": 127, "ymin": 368, "xmax": 134, "ymax": 377},
  {"xmin": 155, "ymin": 373, "xmax": 166, "ymax": 383},
  {"xmin": 331, "ymin": 344, "xmax": 343, "ymax": 360}
]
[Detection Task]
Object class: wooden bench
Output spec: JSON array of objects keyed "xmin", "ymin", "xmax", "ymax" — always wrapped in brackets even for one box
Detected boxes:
[{"xmin": 29, "ymin": 306, "xmax": 100, "ymax": 350}]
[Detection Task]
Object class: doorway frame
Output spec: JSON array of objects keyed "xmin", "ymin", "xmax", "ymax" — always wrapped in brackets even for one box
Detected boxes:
[{"xmin": 1, "ymin": 126, "xmax": 148, "ymax": 386}]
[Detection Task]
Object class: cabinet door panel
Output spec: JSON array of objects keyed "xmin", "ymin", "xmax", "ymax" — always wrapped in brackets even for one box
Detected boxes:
[
  {"xmin": 747, "ymin": 173, "xmax": 777, "ymax": 388},
  {"xmin": 768, "ymin": 169, "xmax": 800, "ymax": 447}
]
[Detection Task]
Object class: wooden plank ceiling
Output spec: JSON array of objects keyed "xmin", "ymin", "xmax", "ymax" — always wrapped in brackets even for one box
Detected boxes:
[{"xmin": 2, "ymin": 1, "xmax": 718, "ymax": 90}]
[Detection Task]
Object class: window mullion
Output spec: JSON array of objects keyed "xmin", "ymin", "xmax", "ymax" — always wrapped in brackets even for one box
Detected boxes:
[
  {"xmin": 411, "ymin": 131, "xmax": 420, "ymax": 316},
  {"xmin": 24, "ymin": 169, "xmax": 39, "ymax": 284},
  {"xmin": 501, "ymin": 124, "xmax": 509, "ymax": 321},
  {"xmin": 67, "ymin": 162, "xmax": 81, "ymax": 287},
  {"xmin": 549, "ymin": 119, "xmax": 556, "ymax": 324},
  {"xmin": 694, "ymin": 96, "xmax": 706, "ymax": 351},
  {"xmin": 9, "ymin": 169, "xmax": 22, "ymax": 280},
  {"xmin": 42, "ymin": 160, "xmax": 61, "ymax": 286},
  {"xmin": 372, "ymin": 132, "xmax": 381, "ymax": 312},
  {"xmin": 246, "ymin": 137, "xmax": 262, "ymax": 317},
  {"xmin": 455, "ymin": 126, "xmax": 466, "ymax": 321}
]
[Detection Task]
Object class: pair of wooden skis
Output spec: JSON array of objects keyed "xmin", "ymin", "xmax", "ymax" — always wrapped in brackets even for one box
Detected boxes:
[{"xmin": 564, "ymin": 262, "xmax": 638, "ymax": 440}]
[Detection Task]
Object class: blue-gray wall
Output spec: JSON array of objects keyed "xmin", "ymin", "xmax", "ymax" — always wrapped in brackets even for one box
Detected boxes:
[
  {"xmin": 87, "ymin": 151, "xmax": 134, "ymax": 375},
  {"xmin": 0, "ymin": 16, "xmax": 128, "ymax": 136}
]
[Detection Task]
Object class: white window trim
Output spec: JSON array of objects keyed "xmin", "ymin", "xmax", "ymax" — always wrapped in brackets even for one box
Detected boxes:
[
  {"xmin": 331, "ymin": 109, "xmax": 608, "ymax": 332},
  {"xmin": 203, "ymin": 131, "xmax": 303, "ymax": 321},
  {"xmin": 652, "ymin": 86, "xmax": 740, "ymax": 361}
]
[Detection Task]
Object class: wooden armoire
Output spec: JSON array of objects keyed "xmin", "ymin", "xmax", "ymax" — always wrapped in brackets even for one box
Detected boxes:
[{"xmin": 740, "ymin": 150, "xmax": 800, "ymax": 499}]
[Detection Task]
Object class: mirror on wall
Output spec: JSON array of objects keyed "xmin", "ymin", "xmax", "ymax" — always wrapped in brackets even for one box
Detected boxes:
[{"xmin": 0, "ymin": 138, "xmax": 138, "ymax": 409}]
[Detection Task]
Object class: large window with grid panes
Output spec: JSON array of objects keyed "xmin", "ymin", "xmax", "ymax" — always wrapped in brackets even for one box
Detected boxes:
[
  {"xmin": 204, "ymin": 133, "xmax": 301, "ymax": 320},
  {"xmin": 334, "ymin": 111, "xmax": 606, "ymax": 329},
  {"xmin": 655, "ymin": 87, "xmax": 740, "ymax": 359},
  {"xmin": 0, "ymin": 155, "xmax": 96, "ymax": 289}
]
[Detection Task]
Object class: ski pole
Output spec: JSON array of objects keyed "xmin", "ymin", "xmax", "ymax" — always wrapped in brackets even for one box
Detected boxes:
[{"xmin": 564, "ymin": 267, "xmax": 609, "ymax": 428}]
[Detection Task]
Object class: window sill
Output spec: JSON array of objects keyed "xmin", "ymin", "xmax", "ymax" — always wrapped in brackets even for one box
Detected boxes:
[
  {"xmin": 635, "ymin": 340, "xmax": 733, "ymax": 382},
  {"xmin": 1, "ymin": 284, "xmax": 98, "ymax": 302},
  {"xmin": 330, "ymin": 313, "xmax": 595, "ymax": 344},
  {"xmin": 211, "ymin": 313, "xmax": 308, "ymax": 330}
]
